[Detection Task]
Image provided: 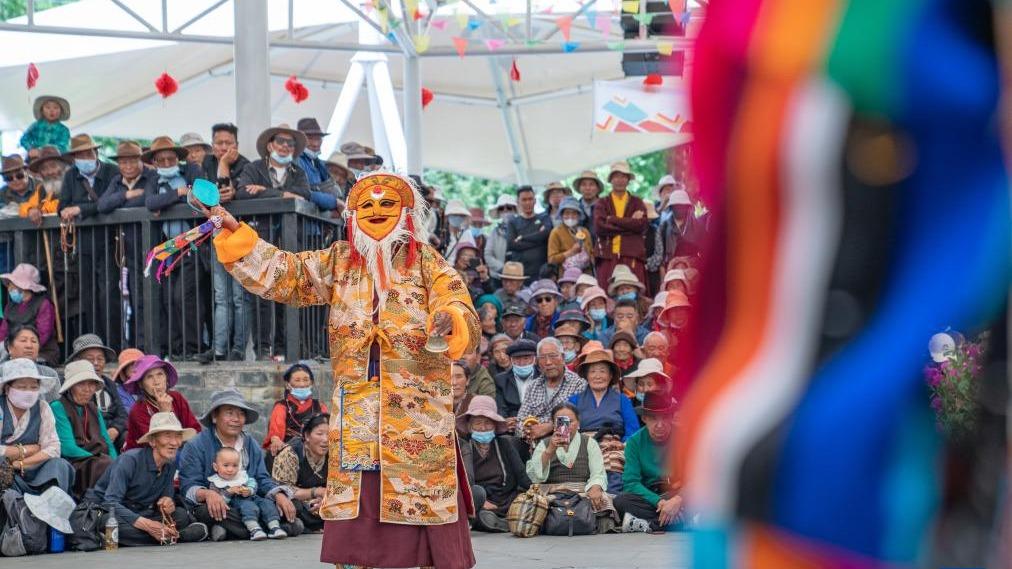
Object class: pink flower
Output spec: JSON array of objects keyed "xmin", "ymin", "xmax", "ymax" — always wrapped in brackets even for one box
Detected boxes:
[
  {"xmin": 924, "ymin": 366, "xmax": 943, "ymax": 387},
  {"xmin": 930, "ymin": 396, "xmax": 942, "ymax": 411},
  {"xmin": 965, "ymin": 343, "xmax": 981, "ymax": 359},
  {"xmin": 940, "ymin": 360, "xmax": 954, "ymax": 375}
]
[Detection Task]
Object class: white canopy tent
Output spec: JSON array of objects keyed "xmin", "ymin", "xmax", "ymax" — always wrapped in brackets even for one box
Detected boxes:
[{"xmin": 0, "ymin": 0, "xmax": 696, "ymax": 184}]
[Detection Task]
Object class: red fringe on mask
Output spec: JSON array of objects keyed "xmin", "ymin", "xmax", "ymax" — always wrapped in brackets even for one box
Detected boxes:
[{"xmin": 405, "ymin": 214, "xmax": 418, "ymax": 270}]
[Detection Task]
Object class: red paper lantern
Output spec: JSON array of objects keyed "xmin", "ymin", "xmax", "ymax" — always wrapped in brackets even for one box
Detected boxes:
[
  {"xmin": 26, "ymin": 63, "xmax": 39, "ymax": 90},
  {"xmin": 155, "ymin": 72, "xmax": 179, "ymax": 98},
  {"xmin": 285, "ymin": 75, "xmax": 310, "ymax": 104},
  {"xmin": 421, "ymin": 87, "xmax": 434, "ymax": 109},
  {"xmin": 643, "ymin": 73, "xmax": 663, "ymax": 87}
]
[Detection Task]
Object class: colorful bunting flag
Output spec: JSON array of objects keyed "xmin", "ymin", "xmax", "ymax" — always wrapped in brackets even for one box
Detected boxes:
[
  {"xmin": 606, "ymin": 41, "xmax": 625, "ymax": 51},
  {"xmin": 622, "ymin": 1, "xmax": 639, "ymax": 13},
  {"xmin": 413, "ymin": 9, "xmax": 423, "ymax": 21},
  {"xmin": 485, "ymin": 38, "xmax": 506, "ymax": 51},
  {"xmin": 452, "ymin": 36, "xmax": 468, "ymax": 58},
  {"xmin": 456, "ymin": 11, "xmax": 468, "ymax": 30},
  {"xmin": 642, "ymin": 73, "xmax": 663, "ymax": 87},
  {"xmin": 667, "ymin": 0, "xmax": 686, "ymax": 15},
  {"xmin": 596, "ymin": 16, "xmax": 612, "ymax": 36},
  {"xmin": 467, "ymin": 18, "xmax": 481, "ymax": 31},
  {"xmin": 657, "ymin": 40, "xmax": 674, "ymax": 56},
  {"xmin": 413, "ymin": 35, "xmax": 431, "ymax": 53},
  {"xmin": 556, "ymin": 15, "xmax": 573, "ymax": 41},
  {"xmin": 421, "ymin": 87, "xmax": 433, "ymax": 109},
  {"xmin": 632, "ymin": 13, "xmax": 654, "ymax": 25},
  {"xmin": 431, "ymin": 19, "xmax": 448, "ymax": 31},
  {"xmin": 562, "ymin": 41, "xmax": 580, "ymax": 53},
  {"xmin": 584, "ymin": 10, "xmax": 597, "ymax": 29},
  {"xmin": 405, "ymin": 0, "xmax": 418, "ymax": 14},
  {"xmin": 390, "ymin": 17, "xmax": 402, "ymax": 29},
  {"xmin": 680, "ymin": 10, "xmax": 691, "ymax": 27},
  {"xmin": 387, "ymin": 31, "xmax": 398, "ymax": 43}
]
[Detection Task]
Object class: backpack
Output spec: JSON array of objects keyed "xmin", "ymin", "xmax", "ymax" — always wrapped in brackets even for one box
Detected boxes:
[
  {"xmin": 67, "ymin": 502, "xmax": 108, "ymax": 552},
  {"xmin": 506, "ymin": 484, "xmax": 549, "ymax": 538},
  {"xmin": 0, "ymin": 489, "xmax": 47, "ymax": 556}
]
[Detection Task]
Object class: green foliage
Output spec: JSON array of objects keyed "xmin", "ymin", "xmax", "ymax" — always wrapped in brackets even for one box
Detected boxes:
[
  {"xmin": 0, "ymin": 0, "xmax": 76, "ymax": 20},
  {"xmin": 423, "ymin": 148, "xmax": 672, "ymax": 210}
]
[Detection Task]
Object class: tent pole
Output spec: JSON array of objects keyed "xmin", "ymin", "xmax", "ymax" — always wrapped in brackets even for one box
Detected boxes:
[
  {"xmin": 403, "ymin": 55, "xmax": 423, "ymax": 176},
  {"xmin": 370, "ymin": 60, "xmax": 408, "ymax": 170},
  {"xmin": 233, "ymin": 0, "xmax": 271, "ymax": 158}
]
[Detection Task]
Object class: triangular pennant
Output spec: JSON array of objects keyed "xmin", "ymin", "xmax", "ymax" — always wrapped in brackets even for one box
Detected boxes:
[
  {"xmin": 506, "ymin": 16, "xmax": 522, "ymax": 27},
  {"xmin": 606, "ymin": 41, "xmax": 625, "ymax": 51},
  {"xmin": 431, "ymin": 19, "xmax": 448, "ymax": 31},
  {"xmin": 584, "ymin": 10, "xmax": 597, "ymax": 29},
  {"xmin": 413, "ymin": 34, "xmax": 431, "ymax": 53},
  {"xmin": 26, "ymin": 63, "xmax": 39, "ymax": 90},
  {"xmin": 467, "ymin": 18, "xmax": 482, "ymax": 31},
  {"xmin": 668, "ymin": 0, "xmax": 686, "ymax": 15},
  {"xmin": 485, "ymin": 38, "xmax": 506, "ymax": 51},
  {"xmin": 390, "ymin": 17, "xmax": 403, "ymax": 29},
  {"xmin": 632, "ymin": 13, "xmax": 654, "ymax": 25},
  {"xmin": 622, "ymin": 0, "xmax": 639, "ymax": 13},
  {"xmin": 413, "ymin": 9, "xmax": 424, "ymax": 21},
  {"xmin": 561, "ymin": 41, "xmax": 580, "ymax": 53},
  {"xmin": 509, "ymin": 58, "xmax": 520, "ymax": 81},
  {"xmin": 387, "ymin": 31, "xmax": 398, "ymax": 43},
  {"xmin": 456, "ymin": 11, "xmax": 468, "ymax": 30},
  {"xmin": 452, "ymin": 36, "xmax": 469, "ymax": 58},
  {"xmin": 405, "ymin": 0, "xmax": 418, "ymax": 13},
  {"xmin": 378, "ymin": 8, "xmax": 389, "ymax": 33},
  {"xmin": 596, "ymin": 16, "xmax": 612, "ymax": 36},
  {"xmin": 680, "ymin": 10, "xmax": 691, "ymax": 27},
  {"xmin": 525, "ymin": 39, "xmax": 542, "ymax": 47},
  {"xmin": 555, "ymin": 15, "xmax": 573, "ymax": 41},
  {"xmin": 656, "ymin": 41, "xmax": 674, "ymax": 56}
]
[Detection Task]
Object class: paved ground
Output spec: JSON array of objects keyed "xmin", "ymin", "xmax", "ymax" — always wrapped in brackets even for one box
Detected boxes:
[{"xmin": 3, "ymin": 532, "xmax": 688, "ymax": 568}]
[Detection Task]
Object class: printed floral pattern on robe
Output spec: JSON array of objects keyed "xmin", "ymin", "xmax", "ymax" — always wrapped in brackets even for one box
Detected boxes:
[{"xmin": 215, "ymin": 225, "xmax": 479, "ymax": 525}]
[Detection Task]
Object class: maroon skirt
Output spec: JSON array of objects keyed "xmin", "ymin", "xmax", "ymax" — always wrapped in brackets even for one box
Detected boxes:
[{"xmin": 320, "ymin": 471, "xmax": 475, "ymax": 569}]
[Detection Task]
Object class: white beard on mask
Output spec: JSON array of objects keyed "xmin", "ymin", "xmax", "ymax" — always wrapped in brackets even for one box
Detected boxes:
[{"xmin": 42, "ymin": 178, "xmax": 62, "ymax": 197}]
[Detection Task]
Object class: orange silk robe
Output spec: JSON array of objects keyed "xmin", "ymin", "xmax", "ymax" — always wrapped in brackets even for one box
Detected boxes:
[{"xmin": 214, "ymin": 223, "xmax": 479, "ymax": 525}]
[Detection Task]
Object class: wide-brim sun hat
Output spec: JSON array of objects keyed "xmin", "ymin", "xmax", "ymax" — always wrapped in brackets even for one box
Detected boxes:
[
  {"xmin": 608, "ymin": 330, "xmax": 638, "ymax": 351},
  {"xmin": 456, "ymin": 395, "xmax": 509, "ymax": 434},
  {"xmin": 572, "ymin": 341, "xmax": 606, "ymax": 369},
  {"xmin": 27, "ymin": 146, "xmax": 63, "ymax": 173},
  {"xmin": 662, "ymin": 269, "xmax": 689, "ymax": 290},
  {"xmin": 179, "ymin": 132, "xmax": 211, "ymax": 150},
  {"xmin": 636, "ymin": 392, "xmax": 677, "ymax": 417},
  {"xmin": 33, "ymin": 95, "xmax": 70, "ymax": 121},
  {"xmin": 141, "ymin": 136, "xmax": 189, "ymax": 164},
  {"xmin": 572, "ymin": 170, "xmax": 604, "ymax": 194},
  {"xmin": 137, "ymin": 411, "xmax": 197, "ymax": 445},
  {"xmin": 496, "ymin": 261, "xmax": 528, "ymax": 281},
  {"xmin": 578, "ymin": 349, "xmax": 622, "ymax": 385},
  {"xmin": 0, "ymin": 263, "xmax": 46, "ymax": 293},
  {"xmin": 113, "ymin": 348, "xmax": 145, "ymax": 383},
  {"xmin": 59, "ymin": 360, "xmax": 104, "ymax": 395},
  {"xmin": 558, "ymin": 196, "xmax": 582, "ymax": 216},
  {"xmin": 654, "ymin": 174, "xmax": 677, "ymax": 197},
  {"xmin": 622, "ymin": 358, "xmax": 670, "ymax": 394},
  {"xmin": 0, "ymin": 358, "xmax": 57, "ymax": 393},
  {"xmin": 667, "ymin": 189, "xmax": 693, "ymax": 207},
  {"xmin": 200, "ymin": 388, "xmax": 261, "ymax": 428},
  {"xmin": 650, "ymin": 291, "xmax": 669, "ymax": 312},
  {"xmin": 65, "ymin": 333, "xmax": 115, "ymax": 364},
  {"xmin": 256, "ymin": 124, "xmax": 307, "ymax": 158},
  {"xmin": 575, "ymin": 274, "xmax": 598, "ymax": 289},
  {"xmin": 444, "ymin": 199, "xmax": 470, "ymax": 217},
  {"xmin": 527, "ymin": 279, "xmax": 563, "ymax": 306},
  {"xmin": 579, "ymin": 285, "xmax": 615, "ymax": 313},
  {"xmin": 123, "ymin": 355, "xmax": 179, "ymax": 396},
  {"xmin": 657, "ymin": 290, "xmax": 692, "ymax": 327},
  {"xmin": 608, "ymin": 161, "xmax": 635, "ymax": 181}
]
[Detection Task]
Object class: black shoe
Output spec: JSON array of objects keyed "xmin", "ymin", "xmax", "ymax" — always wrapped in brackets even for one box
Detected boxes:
[
  {"xmin": 228, "ymin": 348, "xmax": 245, "ymax": 362},
  {"xmin": 194, "ymin": 350, "xmax": 218, "ymax": 365},
  {"xmin": 179, "ymin": 522, "xmax": 209, "ymax": 543},
  {"xmin": 477, "ymin": 510, "xmax": 509, "ymax": 533}
]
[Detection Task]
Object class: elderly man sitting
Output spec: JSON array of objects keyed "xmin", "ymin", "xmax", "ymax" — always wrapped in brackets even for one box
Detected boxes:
[
  {"xmin": 179, "ymin": 388, "xmax": 303, "ymax": 541},
  {"xmin": 85, "ymin": 412, "xmax": 208, "ymax": 546},
  {"xmin": 514, "ymin": 337, "xmax": 587, "ymax": 443}
]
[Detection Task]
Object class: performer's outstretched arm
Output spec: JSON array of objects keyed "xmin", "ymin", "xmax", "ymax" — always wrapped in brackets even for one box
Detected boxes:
[{"xmin": 419, "ymin": 244, "xmax": 481, "ymax": 359}]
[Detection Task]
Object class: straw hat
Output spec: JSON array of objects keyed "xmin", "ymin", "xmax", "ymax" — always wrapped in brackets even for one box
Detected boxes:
[
  {"xmin": 256, "ymin": 124, "xmax": 307, "ymax": 158},
  {"xmin": 0, "ymin": 263, "xmax": 46, "ymax": 293},
  {"xmin": 33, "ymin": 95, "xmax": 70, "ymax": 121},
  {"xmin": 542, "ymin": 181, "xmax": 571, "ymax": 202},
  {"xmin": 456, "ymin": 395, "xmax": 509, "ymax": 434},
  {"xmin": 179, "ymin": 132, "xmax": 211, "ymax": 151},
  {"xmin": 59, "ymin": 360, "xmax": 104, "ymax": 394},
  {"xmin": 325, "ymin": 152, "xmax": 350, "ymax": 172},
  {"xmin": 572, "ymin": 170, "xmax": 604, "ymax": 194},
  {"xmin": 27, "ymin": 146, "xmax": 63, "ymax": 173},
  {"xmin": 62, "ymin": 134, "xmax": 100, "ymax": 159},
  {"xmin": 112, "ymin": 348, "xmax": 145, "ymax": 383},
  {"xmin": 137, "ymin": 412, "xmax": 197, "ymax": 445},
  {"xmin": 578, "ymin": 349, "xmax": 621, "ymax": 383},
  {"xmin": 497, "ymin": 261, "xmax": 528, "ymax": 281},
  {"xmin": 142, "ymin": 136, "xmax": 189, "ymax": 164},
  {"xmin": 607, "ymin": 161, "xmax": 635, "ymax": 181}
]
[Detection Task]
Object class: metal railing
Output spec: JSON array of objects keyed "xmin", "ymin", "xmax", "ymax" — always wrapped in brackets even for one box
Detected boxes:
[{"xmin": 0, "ymin": 199, "xmax": 342, "ymax": 363}]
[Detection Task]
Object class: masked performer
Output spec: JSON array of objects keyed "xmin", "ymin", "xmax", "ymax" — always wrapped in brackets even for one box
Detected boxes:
[{"xmin": 205, "ymin": 172, "xmax": 479, "ymax": 569}]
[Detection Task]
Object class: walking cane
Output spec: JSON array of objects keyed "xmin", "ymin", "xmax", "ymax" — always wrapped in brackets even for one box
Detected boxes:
[{"xmin": 40, "ymin": 230, "xmax": 64, "ymax": 343}]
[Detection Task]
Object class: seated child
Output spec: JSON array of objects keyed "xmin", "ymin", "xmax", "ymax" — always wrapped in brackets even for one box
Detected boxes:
[
  {"xmin": 20, "ymin": 96, "xmax": 71, "ymax": 157},
  {"xmin": 208, "ymin": 447, "xmax": 288, "ymax": 541}
]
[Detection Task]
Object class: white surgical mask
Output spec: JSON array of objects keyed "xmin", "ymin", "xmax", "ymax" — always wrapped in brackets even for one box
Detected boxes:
[
  {"xmin": 7, "ymin": 388, "xmax": 40, "ymax": 409},
  {"xmin": 563, "ymin": 218, "xmax": 579, "ymax": 228},
  {"xmin": 271, "ymin": 151, "xmax": 293, "ymax": 165},
  {"xmin": 157, "ymin": 165, "xmax": 180, "ymax": 178}
]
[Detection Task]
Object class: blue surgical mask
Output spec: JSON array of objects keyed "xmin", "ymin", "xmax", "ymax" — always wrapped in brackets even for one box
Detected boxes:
[
  {"xmin": 563, "ymin": 350, "xmax": 576, "ymax": 363},
  {"xmin": 75, "ymin": 159, "xmax": 97, "ymax": 175},
  {"xmin": 157, "ymin": 165, "xmax": 180, "ymax": 179},
  {"xmin": 448, "ymin": 216, "xmax": 467, "ymax": 229},
  {"xmin": 290, "ymin": 387, "xmax": 313, "ymax": 401},
  {"xmin": 271, "ymin": 151, "xmax": 293, "ymax": 165},
  {"xmin": 616, "ymin": 291, "xmax": 638, "ymax": 302},
  {"xmin": 635, "ymin": 392, "xmax": 646, "ymax": 403},
  {"xmin": 304, "ymin": 149, "xmax": 319, "ymax": 159},
  {"xmin": 513, "ymin": 364, "xmax": 535, "ymax": 379},
  {"xmin": 8, "ymin": 289, "xmax": 23, "ymax": 304},
  {"xmin": 471, "ymin": 430, "xmax": 496, "ymax": 444},
  {"xmin": 589, "ymin": 308, "xmax": 607, "ymax": 321}
]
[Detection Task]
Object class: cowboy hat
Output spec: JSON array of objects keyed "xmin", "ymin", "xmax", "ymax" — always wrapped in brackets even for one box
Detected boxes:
[
  {"xmin": 608, "ymin": 265, "xmax": 646, "ymax": 295},
  {"xmin": 444, "ymin": 199, "xmax": 470, "ymax": 217},
  {"xmin": 110, "ymin": 141, "xmax": 144, "ymax": 160},
  {"xmin": 339, "ymin": 141, "xmax": 373, "ymax": 161},
  {"xmin": 27, "ymin": 146, "xmax": 63, "ymax": 173},
  {"xmin": 0, "ymin": 263, "xmax": 46, "ymax": 293},
  {"xmin": 1, "ymin": 155, "xmax": 25, "ymax": 175},
  {"xmin": 256, "ymin": 124, "xmax": 307, "ymax": 158},
  {"xmin": 572, "ymin": 170, "xmax": 604, "ymax": 194},
  {"xmin": 59, "ymin": 360, "xmax": 104, "ymax": 394},
  {"xmin": 200, "ymin": 388, "xmax": 261, "ymax": 428},
  {"xmin": 578, "ymin": 349, "xmax": 622, "ymax": 384},
  {"xmin": 32, "ymin": 95, "xmax": 70, "ymax": 121},
  {"xmin": 0, "ymin": 358, "xmax": 56, "ymax": 392},
  {"xmin": 137, "ymin": 411, "xmax": 197, "ymax": 445},
  {"xmin": 65, "ymin": 333, "xmax": 115, "ymax": 364},
  {"xmin": 142, "ymin": 136, "xmax": 189, "ymax": 164},
  {"xmin": 542, "ymin": 181, "xmax": 571, "ymax": 201},
  {"xmin": 296, "ymin": 117, "xmax": 329, "ymax": 137},
  {"xmin": 496, "ymin": 261, "xmax": 528, "ymax": 281},
  {"xmin": 62, "ymin": 134, "xmax": 101, "ymax": 159},
  {"xmin": 636, "ymin": 391, "xmax": 676, "ymax": 417},
  {"xmin": 622, "ymin": 358, "xmax": 670, "ymax": 394},
  {"xmin": 123, "ymin": 355, "xmax": 179, "ymax": 396},
  {"xmin": 179, "ymin": 132, "xmax": 211, "ymax": 150},
  {"xmin": 607, "ymin": 161, "xmax": 635, "ymax": 181},
  {"xmin": 456, "ymin": 395, "xmax": 509, "ymax": 434},
  {"xmin": 325, "ymin": 152, "xmax": 350, "ymax": 170},
  {"xmin": 112, "ymin": 348, "xmax": 145, "ymax": 383}
]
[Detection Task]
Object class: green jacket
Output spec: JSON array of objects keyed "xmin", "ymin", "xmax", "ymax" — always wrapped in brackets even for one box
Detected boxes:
[
  {"xmin": 51, "ymin": 400, "xmax": 118, "ymax": 460},
  {"xmin": 622, "ymin": 427, "xmax": 667, "ymax": 507},
  {"xmin": 467, "ymin": 366, "xmax": 496, "ymax": 398}
]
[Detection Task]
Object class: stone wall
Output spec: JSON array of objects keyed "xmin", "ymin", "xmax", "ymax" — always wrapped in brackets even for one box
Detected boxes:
[{"xmin": 170, "ymin": 361, "xmax": 335, "ymax": 442}]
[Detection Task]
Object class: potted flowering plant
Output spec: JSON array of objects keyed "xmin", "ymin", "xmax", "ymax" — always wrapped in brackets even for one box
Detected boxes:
[{"xmin": 924, "ymin": 332, "xmax": 987, "ymax": 439}]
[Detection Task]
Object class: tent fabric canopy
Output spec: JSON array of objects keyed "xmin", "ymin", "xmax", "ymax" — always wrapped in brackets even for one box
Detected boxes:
[{"xmin": 0, "ymin": 0, "xmax": 690, "ymax": 184}]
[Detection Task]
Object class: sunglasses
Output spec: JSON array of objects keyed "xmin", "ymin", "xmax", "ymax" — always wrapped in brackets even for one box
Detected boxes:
[
  {"xmin": 272, "ymin": 137, "xmax": 296, "ymax": 148},
  {"xmin": 534, "ymin": 296, "xmax": 555, "ymax": 304},
  {"xmin": 498, "ymin": 206, "xmax": 516, "ymax": 213},
  {"xmin": 2, "ymin": 171, "xmax": 26, "ymax": 183}
]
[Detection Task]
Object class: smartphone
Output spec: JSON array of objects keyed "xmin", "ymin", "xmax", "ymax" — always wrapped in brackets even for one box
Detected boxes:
[
  {"xmin": 467, "ymin": 257, "xmax": 480, "ymax": 270},
  {"xmin": 554, "ymin": 416, "xmax": 572, "ymax": 443}
]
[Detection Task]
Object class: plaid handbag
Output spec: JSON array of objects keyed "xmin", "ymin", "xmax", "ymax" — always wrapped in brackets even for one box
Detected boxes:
[{"xmin": 506, "ymin": 484, "xmax": 549, "ymax": 538}]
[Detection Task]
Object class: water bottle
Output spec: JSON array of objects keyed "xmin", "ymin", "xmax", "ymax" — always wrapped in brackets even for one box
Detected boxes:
[
  {"xmin": 48, "ymin": 527, "xmax": 65, "ymax": 553},
  {"xmin": 104, "ymin": 514, "xmax": 119, "ymax": 551}
]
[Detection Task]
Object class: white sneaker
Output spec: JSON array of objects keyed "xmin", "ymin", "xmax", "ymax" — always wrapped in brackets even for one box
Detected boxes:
[
  {"xmin": 250, "ymin": 527, "xmax": 268, "ymax": 541},
  {"xmin": 621, "ymin": 512, "xmax": 652, "ymax": 533}
]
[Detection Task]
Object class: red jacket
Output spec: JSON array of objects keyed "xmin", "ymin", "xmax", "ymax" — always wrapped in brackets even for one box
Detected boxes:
[
  {"xmin": 592, "ymin": 192, "xmax": 649, "ymax": 260},
  {"xmin": 123, "ymin": 390, "xmax": 202, "ymax": 450}
]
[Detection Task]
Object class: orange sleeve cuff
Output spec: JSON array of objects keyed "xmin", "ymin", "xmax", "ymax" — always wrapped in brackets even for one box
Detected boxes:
[
  {"xmin": 429, "ymin": 303, "xmax": 470, "ymax": 360},
  {"xmin": 213, "ymin": 222, "xmax": 259, "ymax": 264}
]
